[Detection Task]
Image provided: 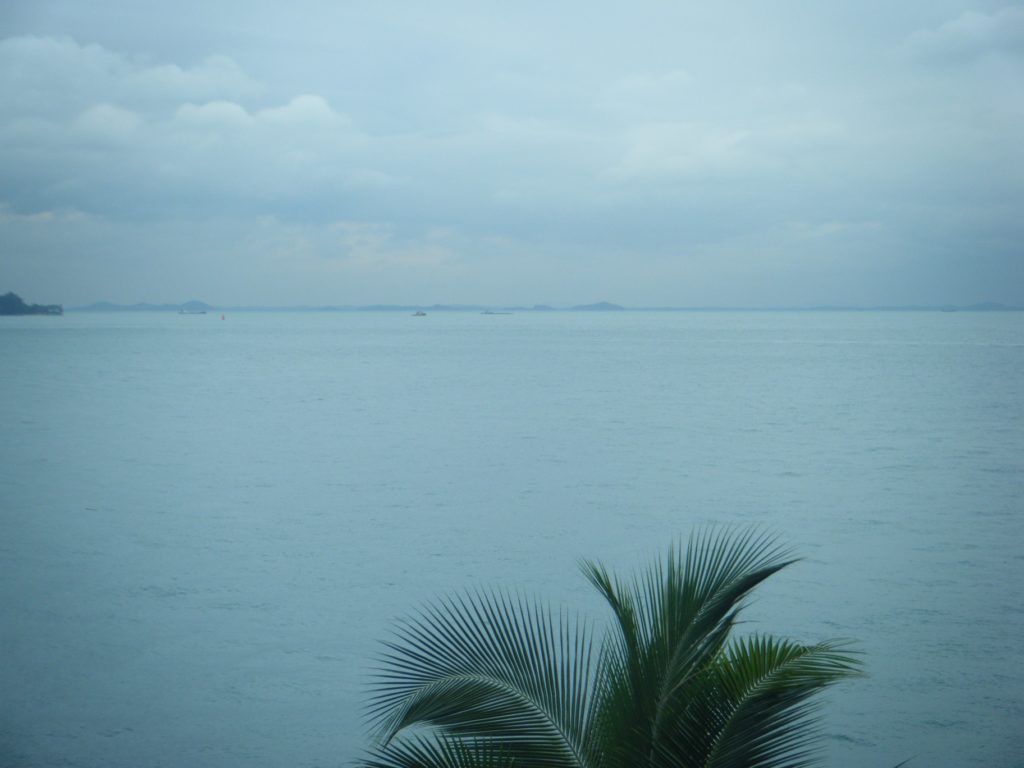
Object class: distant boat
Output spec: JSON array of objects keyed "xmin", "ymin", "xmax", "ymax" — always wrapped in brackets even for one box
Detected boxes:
[
  {"xmin": 412, "ymin": 310, "xmax": 427, "ymax": 316},
  {"xmin": 179, "ymin": 308, "xmax": 206, "ymax": 315},
  {"xmin": 481, "ymin": 310, "xmax": 512, "ymax": 315}
]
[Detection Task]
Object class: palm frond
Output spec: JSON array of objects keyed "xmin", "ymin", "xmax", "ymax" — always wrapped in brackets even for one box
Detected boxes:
[
  {"xmin": 691, "ymin": 636, "xmax": 863, "ymax": 768},
  {"xmin": 364, "ymin": 529, "xmax": 861, "ymax": 768},
  {"xmin": 581, "ymin": 529, "xmax": 795, "ymax": 766},
  {"xmin": 360, "ymin": 734, "xmax": 517, "ymax": 768},
  {"xmin": 366, "ymin": 590, "xmax": 596, "ymax": 768}
]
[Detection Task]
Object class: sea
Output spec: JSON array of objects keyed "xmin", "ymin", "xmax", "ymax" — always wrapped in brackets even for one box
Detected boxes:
[{"xmin": 1, "ymin": 310, "xmax": 1021, "ymax": 768}]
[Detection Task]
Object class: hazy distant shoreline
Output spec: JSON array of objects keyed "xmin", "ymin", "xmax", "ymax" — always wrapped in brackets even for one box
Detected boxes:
[{"xmin": 66, "ymin": 300, "xmax": 1023, "ymax": 313}]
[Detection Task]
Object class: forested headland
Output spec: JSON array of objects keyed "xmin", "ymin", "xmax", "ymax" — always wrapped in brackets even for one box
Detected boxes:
[{"xmin": 0, "ymin": 292, "xmax": 63, "ymax": 316}]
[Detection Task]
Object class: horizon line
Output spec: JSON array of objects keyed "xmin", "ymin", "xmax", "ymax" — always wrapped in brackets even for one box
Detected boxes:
[{"xmin": 65, "ymin": 299, "xmax": 1024, "ymax": 313}]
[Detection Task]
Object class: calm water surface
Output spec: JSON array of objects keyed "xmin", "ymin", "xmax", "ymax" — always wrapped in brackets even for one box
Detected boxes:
[{"xmin": 1, "ymin": 311, "xmax": 1022, "ymax": 767}]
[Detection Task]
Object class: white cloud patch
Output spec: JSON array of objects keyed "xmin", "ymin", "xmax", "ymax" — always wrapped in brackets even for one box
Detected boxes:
[
  {"xmin": 0, "ymin": 203, "xmax": 89, "ymax": 225},
  {"xmin": 327, "ymin": 221, "xmax": 459, "ymax": 271},
  {"xmin": 0, "ymin": 36, "xmax": 260, "ymax": 121},
  {"xmin": 904, "ymin": 6, "xmax": 1024, "ymax": 62},
  {"xmin": 605, "ymin": 117, "xmax": 843, "ymax": 181},
  {"xmin": 600, "ymin": 70, "xmax": 694, "ymax": 120},
  {"xmin": 0, "ymin": 36, "xmax": 366, "ymax": 216},
  {"xmin": 258, "ymin": 95, "xmax": 346, "ymax": 127},
  {"xmin": 124, "ymin": 54, "xmax": 259, "ymax": 106},
  {"xmin": 174, "ymin": 100, "xmax": 252, "ymax": 129},
  {"xmin": 612, "ymin": 123, "xmax": 768, "ymax": 179},
  {"xmin": 73, "ymin": 104, "xmax": 142, "ymax": 143}
]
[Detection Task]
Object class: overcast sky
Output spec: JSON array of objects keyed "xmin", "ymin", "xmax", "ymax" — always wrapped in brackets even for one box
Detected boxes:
[{"xmin": 1, "ymin": 1, "xmax": 1021, "ymax": 306}]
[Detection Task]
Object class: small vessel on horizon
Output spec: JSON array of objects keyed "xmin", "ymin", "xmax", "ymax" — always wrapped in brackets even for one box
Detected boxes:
[{"xmin": 412, "ymin": 310, "xmax": 427, "ymax": 316}]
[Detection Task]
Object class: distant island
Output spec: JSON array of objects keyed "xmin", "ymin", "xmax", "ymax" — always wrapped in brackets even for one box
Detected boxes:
[
  {"xmin": 1, "ymin": 292, "xmax": 62, "ymax": 316},
  {"xmin": 66, "ymin": 299, "xmax": 1024, "ymax": 313},
  {"xmin": 569, "ymin": 301, "xmax": 625, "ymax": 311},
  {"xmin": 74, "ymin": 299, "xmax": 215, "ymax": 313}
]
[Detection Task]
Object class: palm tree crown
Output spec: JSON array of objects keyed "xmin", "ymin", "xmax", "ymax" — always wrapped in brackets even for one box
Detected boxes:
[{"xmin": 362, "ymin": 529, "xmax": 860, "ymax": 768}]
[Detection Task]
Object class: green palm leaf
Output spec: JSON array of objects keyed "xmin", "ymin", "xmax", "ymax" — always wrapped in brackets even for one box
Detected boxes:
[
  {"xmin": 582, "ymin": 529, "xmax": 796, "ymax": 765},
  {"xmin": 361, "ymin": 735, "xmax": 517, "ymax": 768},
  {"xmin": 366, "ymin": 590, "xmax": 596, "ymax": 768},
  {"xmin": 655, "ymin": 636, "xmax": 862, "ymax": 768},
  {"xmin": 361, "ymin": 529, "xmax": 863, "ymax": 768},
  {"xmin": 708, "ymin": 636, "xmax": 862, "ymax": 768}
]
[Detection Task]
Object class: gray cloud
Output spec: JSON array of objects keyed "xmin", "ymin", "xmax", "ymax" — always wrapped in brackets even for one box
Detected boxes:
[
  {"xmin": 904, "ymin": 6, "xmax": 1024, "ymax": 62},
  {"xmin": 1, "ymin": 2, "xmax": 1021, "ymax": 306}
]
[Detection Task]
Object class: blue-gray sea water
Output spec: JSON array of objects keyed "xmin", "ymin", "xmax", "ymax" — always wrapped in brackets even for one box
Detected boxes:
[{"xmin": 1, "ymin": 311, "xmax": 1021, "ymax": 768}]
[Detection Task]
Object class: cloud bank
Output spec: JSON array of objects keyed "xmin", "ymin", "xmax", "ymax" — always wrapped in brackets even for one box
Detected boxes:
[{"xmin": 1, "ymin": 3, "xmax": 1021, "ymax": 306}]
